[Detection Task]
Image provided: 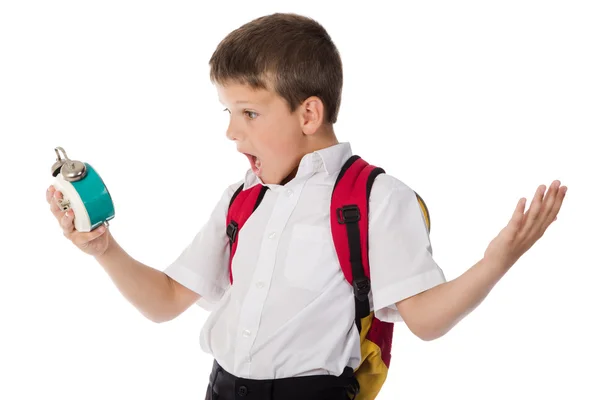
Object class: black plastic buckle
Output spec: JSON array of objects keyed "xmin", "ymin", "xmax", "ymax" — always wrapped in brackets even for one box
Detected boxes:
[
  {"xmin": 353, "ymin": 277, "xmax": 371, "ymax": 302},
  {"xmin": 226, "ymin": 221, "xmax": 239, "ymax": 243},
  {"xmin": 346, "ymin": 377, "xmax": 360, "ymax": 399},
  {"xmin": 337, "ymin": 205, "xmax": 360, "ymax": 224}
]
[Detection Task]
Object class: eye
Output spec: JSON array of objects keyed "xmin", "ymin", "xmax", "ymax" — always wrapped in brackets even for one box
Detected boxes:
[{"xmin": 244, "ymin": 110, "xmax": 258, "ymax": 120}]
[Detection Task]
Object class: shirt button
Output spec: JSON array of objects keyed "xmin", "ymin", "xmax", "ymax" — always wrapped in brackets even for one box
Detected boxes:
[
  {"xmin": 238, "ymin": 385, "xmax": 248, "ymax": 396},
  {"xmin": 268, "ymin": 232, "xmax": 276, "ymax": 239},
  {"xmin": 286, "ymin": 189, "xmax": 293, "ymax": 197},
  {"xmin": 242, "ymin": 329, "xmax": 251, "ymax": 338},
  {"xmin": 256, "ymin": 281, "xmax": 264, "ymax": 289}
]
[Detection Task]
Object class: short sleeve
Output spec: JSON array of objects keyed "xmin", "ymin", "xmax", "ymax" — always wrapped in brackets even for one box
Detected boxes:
[
  {"xmin": 163, "ymin": 181, "xmax": 242, "ymax": 311},
  {"xmin": 368, "ymin": 175, "xmax": 446, "ymax": 323}
]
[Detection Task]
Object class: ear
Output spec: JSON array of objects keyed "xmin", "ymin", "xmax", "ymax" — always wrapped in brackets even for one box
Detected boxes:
[{"xmin": 298, "ymin": 96, "xmax": 325, "ymax": 135}]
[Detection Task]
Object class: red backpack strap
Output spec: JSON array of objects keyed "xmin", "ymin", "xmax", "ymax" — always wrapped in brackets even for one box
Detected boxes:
[
  {"xmin": 226, "ymin": 183, "xmax": 268, "ymax": 284},
  {"xmin": 330, "ymin": 155, "xmax": 385, "ymax": 332}
]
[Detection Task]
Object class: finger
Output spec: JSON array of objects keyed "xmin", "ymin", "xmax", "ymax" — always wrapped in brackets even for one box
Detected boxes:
[
  {"xmin": 539, "ymin": 180, "xmax": 560, "ymax": 223},
  {"xmin": 543, "ymin": 185, "xmax": 567, "ymax": 229},
  {"xmin": 46, "ymin": 185, "xmax": 56, "ymax": 204},
  {"xmin": 520, "ymin": 185, "xmax": 546, "ymax": 237},
  {"xmin": 50, "ymin": 190, "xmax": 65, "ymax": 220},
  {"xmin": 505, "ymin": 198, "xmax": 527, "ymax": 240},
  {"xmin": 71, "ymin": 225, "xmax": 107, "ymax": 246},
  {"xmin": 60, "ymin": 209, "xmax": 75, "ymax": 235},
  {"xmin": 50, "ymin": 195, "xmax": 61, "ymax": 216},
  {"xmin": 506, "ymin": 197, "xmax": 526, "ymax": 236}
]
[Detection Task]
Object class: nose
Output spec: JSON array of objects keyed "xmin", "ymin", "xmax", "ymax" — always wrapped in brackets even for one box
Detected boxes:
[{"xmin": 225, "ymin": 118, "xmax": 241, "ymax": 141}]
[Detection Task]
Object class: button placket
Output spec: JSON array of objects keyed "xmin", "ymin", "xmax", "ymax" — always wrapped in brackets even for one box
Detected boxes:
[{"xmin": 235, "ymin": 178, "xmax": 309, "ymax": 372}]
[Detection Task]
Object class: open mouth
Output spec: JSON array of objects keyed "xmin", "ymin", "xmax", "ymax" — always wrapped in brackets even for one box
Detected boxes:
[{"xmin": 244, "ymin": 153, "xmax": 262, "ymax": 176}]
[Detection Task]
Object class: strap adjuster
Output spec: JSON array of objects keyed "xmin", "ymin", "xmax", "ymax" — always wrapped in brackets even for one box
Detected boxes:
[
  {"xmin": 226, "ymin": 221, "xmax": 239, "ymax": 243},
  {"xmin": 347, "ymin": 376, "xmax": 360, "ymax": 399},
  {"xmin": 337, "ymin": 205, "xmax": 360, "ymax": 224},
  {"xmin": 352, "ymin": 277, "xmax": 370, "ymax": 302}
]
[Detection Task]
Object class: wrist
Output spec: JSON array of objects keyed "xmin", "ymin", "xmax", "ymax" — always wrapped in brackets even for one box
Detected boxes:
[
  {"xmin": 96, "ymin": 230, "xmax": 117, "ymax": 259},
  {"xmin": 482, "ymin": 253, "xmax": 514, "ymax": 275}
]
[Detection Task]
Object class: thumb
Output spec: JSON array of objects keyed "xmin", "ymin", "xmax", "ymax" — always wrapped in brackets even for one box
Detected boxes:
[
  {"xmin": 505, "ymin": 197, "xmax": 526, "ymax": 237},
  {"xmin": 73, "ymin": 224, "xmax": 107, "ymax": 246},
  {"xmin": 93, "ymin": 223, "xmax": 109, "ymax": 239}
]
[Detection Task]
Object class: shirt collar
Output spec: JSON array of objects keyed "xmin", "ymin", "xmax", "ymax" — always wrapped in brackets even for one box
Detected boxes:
[{"xmin": 243, "ymin": 142, "xmax": 353, "ymax": 190}]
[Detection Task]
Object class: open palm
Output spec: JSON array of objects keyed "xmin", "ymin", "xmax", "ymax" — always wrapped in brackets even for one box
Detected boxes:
[{"xmin": 484, "ymin": 180, "xmax": 567, "ymax": 269}]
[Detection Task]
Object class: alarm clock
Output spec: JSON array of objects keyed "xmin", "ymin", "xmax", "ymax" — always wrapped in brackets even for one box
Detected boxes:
[{"xmin": 50, "ymin": 146, "xmax": 114, "ymax": 232}]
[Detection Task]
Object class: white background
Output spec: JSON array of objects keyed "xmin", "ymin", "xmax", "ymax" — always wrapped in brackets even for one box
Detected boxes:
[{"xmin": 1, "ymin": 1, "xmax": 598, "ymax": 399}]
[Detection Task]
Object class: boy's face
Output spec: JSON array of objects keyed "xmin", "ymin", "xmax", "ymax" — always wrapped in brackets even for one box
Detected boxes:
[{"xmin": 217, "ymin": 82, "xmax": 309, "ymax": 185}]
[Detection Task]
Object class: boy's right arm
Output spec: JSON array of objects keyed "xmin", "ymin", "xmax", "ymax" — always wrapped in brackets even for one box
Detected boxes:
[
  {"xmin": 47, "ymin": 185, "xmax": 199, "ymax": 323},
  {"xmin": 94, "ymin": 231, "xmax": 200, "ymax": 323}
]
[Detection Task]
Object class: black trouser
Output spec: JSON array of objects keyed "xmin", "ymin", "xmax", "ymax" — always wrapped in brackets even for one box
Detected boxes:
[{"xmin": 204, "ymin": 360, "xmax": 359, "ymax": 400}]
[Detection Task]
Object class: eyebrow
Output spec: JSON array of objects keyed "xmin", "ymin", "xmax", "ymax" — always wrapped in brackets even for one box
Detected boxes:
[{"xmin": 219, "ymin": 100, "xmax": 256, "ymax": 106}]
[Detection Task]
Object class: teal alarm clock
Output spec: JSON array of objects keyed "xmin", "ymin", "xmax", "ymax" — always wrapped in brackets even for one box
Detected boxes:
[{"xmin": 51, "ymin": 147, "xmax": 115, "ymax": 232}]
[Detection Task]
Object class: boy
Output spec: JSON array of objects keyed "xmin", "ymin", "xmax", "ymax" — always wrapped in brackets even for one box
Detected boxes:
[{"xmin": 46, "ymin": 12, "xmax": 567, "ymax": 400}]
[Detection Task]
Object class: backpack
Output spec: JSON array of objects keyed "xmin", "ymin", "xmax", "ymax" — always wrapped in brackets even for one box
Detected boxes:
[{"xmin": 225, "ymin": 155, "xmax": 431, "ymax": 400}]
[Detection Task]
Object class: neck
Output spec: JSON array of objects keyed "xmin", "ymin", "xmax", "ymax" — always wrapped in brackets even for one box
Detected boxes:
[
  {"xmin": 305, "ymin": 125, "xmax": 339, "ymax": 152},
  {"xmin": 280, "ymin": 128, "xmax": 338, "ymax": 185}
]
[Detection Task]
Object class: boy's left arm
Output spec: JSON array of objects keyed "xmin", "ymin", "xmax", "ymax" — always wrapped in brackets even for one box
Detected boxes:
[{"xmin": 396, "ymin": 180, "xmax": 567, "ymax": 341}]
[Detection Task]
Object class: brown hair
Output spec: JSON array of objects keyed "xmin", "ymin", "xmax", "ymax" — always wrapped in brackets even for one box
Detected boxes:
[{"xmin": 209, "ymin": 13, "xmax": 343, "ymax": 124}]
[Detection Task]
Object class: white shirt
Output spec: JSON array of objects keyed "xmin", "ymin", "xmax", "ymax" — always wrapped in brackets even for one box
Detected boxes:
[{"xmin": 164, "ymin": 142, "xmax": 446, "ymax": 379}]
